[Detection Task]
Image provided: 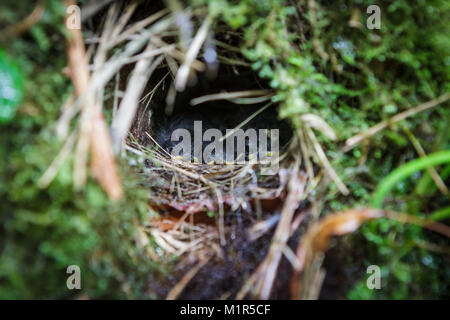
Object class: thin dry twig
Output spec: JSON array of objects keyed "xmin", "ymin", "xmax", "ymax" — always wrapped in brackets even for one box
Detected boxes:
[
  {"xmin": 111, "ymin": 48, "xmax": 164, "ymax": 151},
  {"xmin": 80, "ymin": 0, "xmax": 116, "ymax": 22},
  {"xmin": 219, "ymin": 102, "xmax": 273, "ymax": 142},
  {"xmin": 115, "ymin": 9, "xmax": 170, "ymax": 44},
  {"xmin": 214, "ymin": 188, "xmax": 226, "ymax": 246},
  {"xmin": 236, "ymin": 159, "xmax": 305, "ymax": 300},
  {"xmin": 403, "ymin": 128, "xmax": 448, "ymax": 195},
  {"xmin": 257, "ymin": 164, "xmax": 306, "ymax": 299},
  {"xmin": 174, "ymin": 15, "xmax": 211, "ymax": 91},
  {"xmin": 343, "ymin": 93, "xmax": 450, "ymax": 152},
  {"xmin": 190, "ymin": 90, "xmax": 272, "ymax": 106},
  {"xmin": 301, "ymin": 113, "xmax": 337, "ymax": 141},
  {"xmin": 65, "ymin": 0, "xmax": 122, "ymax": 200},
  {"xmin": 38, "ymin": 130, "xmax": 78, "ymax": 188},
  {"xmin": 306, "ymin": 127, "xmax": 349, "ymax": 195},
  {"xmin": 0, "ymin": 1, "xmax": 44, "ymax": 39},
  {"xmin": 166, "ymin": 257, "xmax": 211, "ymax": 299}
]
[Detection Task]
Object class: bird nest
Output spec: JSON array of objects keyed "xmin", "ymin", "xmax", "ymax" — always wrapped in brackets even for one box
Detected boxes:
[
  {"xmin": 33, "ymin": 0, "xmax": 450, "ymax": 300},
  {"xmin": 56, "ymin": 0, "xmax": 359, "ymax": 299}
]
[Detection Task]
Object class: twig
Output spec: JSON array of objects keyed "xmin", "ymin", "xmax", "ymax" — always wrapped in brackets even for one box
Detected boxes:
[
  {"xmin": 66, "ymin": 0, "xmax": 93, "ymax": 189},
  {"xmin": 403, "ymin": 127, "xmax": 448, "ymax": 195},
  {"xmin": 343, "ymin": 93, "xmax": 450, "ymax": 152},
  {"xmin": 166, "ymin": 257, "xmax": 210, "ymax": 300},
  {"xmin": 114, "ymin": 9, "xmax": 170, "ymax": 44},
  {"xmin": 0, "ymin": 2, "xmax": 44, "ymax": 39},
  {"xmin": 80, "ymin": 0, "xmax": 115, "ymax": 22},
  {"xmin": 257, "ymin": 164, "xmax": 305, "ymax": 299},
  {"xmin": 219, "ymin": 102, "xmax": 273, "ymax": 142},
  {"xmin": 298, "ymin": 129, "xmax": 314, "ymax": 181},
  {"xmin": 111, "ymin": 48, "xmax": 164, "ymax": 152},
  {"xmin": 151, "ymin": 36, "xmax": 205, "ymax": 71},
  {"xmin": 38, "ymin": 130, "xmax": 78, "ymax": 188},
  {"xmin": 306, "ymin": 128, "xmax": 349, "ymax": 195},
  {"xmin": 110, "ymin": 2, "xmax": 138, "ymax": 40},
  {"xmin": 65, "ymin": 0, "xmax": 122, "ymax": 200},
  {"xmin": 236, "ymin": 160, "xmax": 305, "ymax": 299},
  {"xmin": 190, "ymin": 90, "xmax": 272, "ymax": 106},
  {"xmin": 300, "ymin": 114, "xmax": 336, "ymax": 141},
  {"xmin": 55, "ymin": 94, "xmax": 76, "ymax": 139},
  {"xmin": 214, "ymin": 188, "xmax": 226, "ymax": 246},
  {"xmin": 175, "ymin": 15, "xmax": 211, "ymax": 91}
]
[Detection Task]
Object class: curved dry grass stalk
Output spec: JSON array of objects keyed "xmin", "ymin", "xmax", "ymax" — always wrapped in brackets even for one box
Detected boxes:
[
  {"xmin": 291, "ymin": 208, "xmax": 450, "ymax": 299},
  {"xmin": 190, "ymin": 89, "xmax": 272, "ymax": 106}
]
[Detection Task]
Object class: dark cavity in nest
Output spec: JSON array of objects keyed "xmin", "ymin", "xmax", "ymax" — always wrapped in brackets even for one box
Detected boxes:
[{"xmin": 130, "ymin": 68, "xmax": 293, "ymax": 163}]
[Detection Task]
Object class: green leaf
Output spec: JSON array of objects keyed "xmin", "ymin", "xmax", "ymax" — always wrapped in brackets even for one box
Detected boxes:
[{"xmin": 0, "ymin": 48, "xmax": 24, "ymax": 124}]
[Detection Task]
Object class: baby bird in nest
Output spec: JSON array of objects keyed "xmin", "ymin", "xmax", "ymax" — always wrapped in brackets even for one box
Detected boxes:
[{"xmin": 153, "ymin": 103, "xmax": 292, "ymax": 164}]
